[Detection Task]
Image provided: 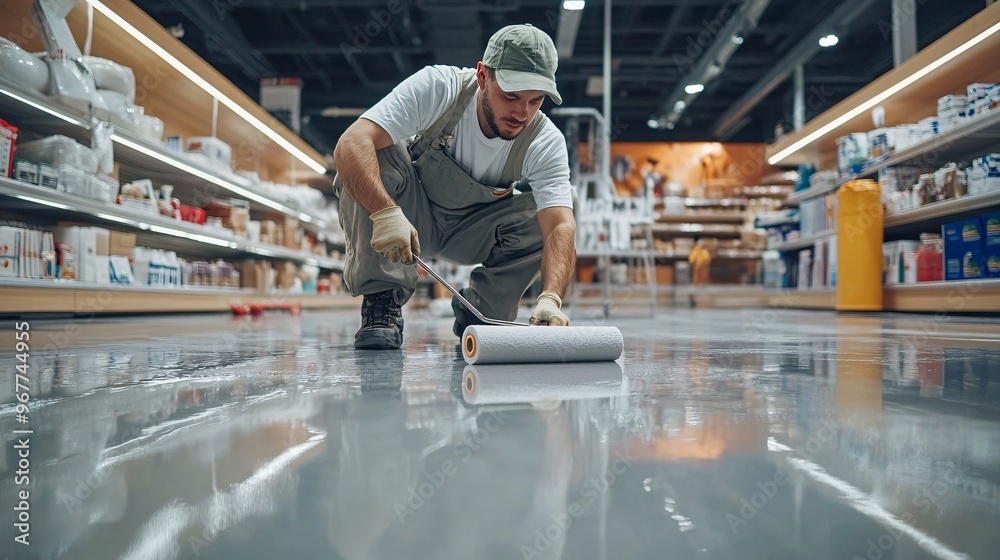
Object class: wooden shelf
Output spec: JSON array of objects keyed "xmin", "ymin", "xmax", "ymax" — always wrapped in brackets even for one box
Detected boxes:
[
  {"xmin": 766, "ymin": 2, "xmax": 1000, "ymax": 168},
  {"xmin": 0, "ymin": 279, "xmax": 358, "ymax": 315},
  {"xmin": 0, "ymin": 177, "xmax": 344, "ymax": 270},
  {"xmin": 683, "ymin": 280, "xmax": 1000, "ymax": 312}
]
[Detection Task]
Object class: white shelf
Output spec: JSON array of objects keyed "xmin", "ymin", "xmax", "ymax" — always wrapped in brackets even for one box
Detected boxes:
[
  {"xmin": 0, "ymin": 78, "xmax": 338, "ymax": 237},
  {"xmin": 839, "ymin": 109, "xmax": 1000, "ymax": 186},
  {"xmin": 0, "ymin": 177, "xmax": 344, "ymax": 270},
  {"xmin": 684, "ymin": 197, "xmax": 747, "ymax": 208},
  {"xmin": 0, "ymin": 277, "xmax": 251, "ymax": 294},
  {"xmin": 786, "ymin": 183, "xmax": 839, "ymax": 206},
  {"xmin": 767, "ymin": 229, "xmax": 836, "ymax": 252},
  {"xmin": 649, "ymin": 223, "xmax": 744, "ymax": 236},
  {"xmin": 654, "ymin": 212, "xmax": 746, "ymax": 223},
  {"xmin": 884, "ymin": 189, "xmax": 1000, "ymax": 230}
]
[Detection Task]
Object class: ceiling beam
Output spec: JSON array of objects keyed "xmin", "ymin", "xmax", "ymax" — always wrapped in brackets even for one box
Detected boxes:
[
  {"xmin": 163, "ymin": 0, "xmax": 274, "ymax": 80},
  {"xmin": 656, "ymin": 0, "xmax": 773, "ymax": 126},
  {"xmin": 712, "ymin": 0, "xmax": 883, "ymax": 139}
]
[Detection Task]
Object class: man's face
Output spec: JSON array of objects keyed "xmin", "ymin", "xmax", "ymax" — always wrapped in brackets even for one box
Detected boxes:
[{"xmin": 480, "ymin": 72, "xmax": 545, "ymax": 141}]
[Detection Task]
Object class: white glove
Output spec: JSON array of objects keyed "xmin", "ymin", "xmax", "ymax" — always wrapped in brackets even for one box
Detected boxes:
[
  {"xmin": 370, "ymin": 206, "xmax": 420, "ymax": 264},
  {"xmin": 529, "ymin": 291, "xmax": 570, "ymax": 326}
]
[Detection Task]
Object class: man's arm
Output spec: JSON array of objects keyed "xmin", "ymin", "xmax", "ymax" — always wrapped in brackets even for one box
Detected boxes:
[
  {"xmin": 332, "ymin": 118, "xmax": 397, "ymax": 215},
  {"xmin": 536, "ymin": 206, "xmax": 577, "ymax": 298}
]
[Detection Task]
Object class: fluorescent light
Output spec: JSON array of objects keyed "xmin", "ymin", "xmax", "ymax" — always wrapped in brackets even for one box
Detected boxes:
[
  {"xmin": 684, "ymin": 84, "xmax": 705, "ymax": 95},
  {"xmin": 86, "ymin": 0, "xmax": 326, "ymax": 175},
  {"xmin": 0, "ymin": 87, "xmax": 90, "ymax": 128},
  {"xmin": 647, "ymin": 118, "xmax": 661, "ymax": 129},
  {"xmin": 111, "ymin": 134, "xmax": 294, "ymax": 214},
  {"xmin": 673, "ymin": 100, "xmax": 686, "ymax": 113},
  {"xmin": 149, "ymin": 224, "xmax": 236, "ymax": 247},
  {"xmin": 563, "ymin": 0, "xmax": 586, "ymax": 10},
  {"xmin": 769, "ymin": 20, "xmax": 1000, "ymax": 165},
  {"xmin": 16, "ymin": 195, "xmax": 72, "ymax": 210},
  {"xmin": 818, "ymin": 34, "xmax": 839, "ymax": 47},
  {"xmin": 731, "ymin": 35, "xmax": 744, "ymax": 45}
]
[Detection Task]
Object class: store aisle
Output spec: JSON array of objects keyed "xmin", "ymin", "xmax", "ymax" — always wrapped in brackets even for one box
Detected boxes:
[{"xmin": 3, "ymin": 307, "xmax": 1000, "ymax": 560}]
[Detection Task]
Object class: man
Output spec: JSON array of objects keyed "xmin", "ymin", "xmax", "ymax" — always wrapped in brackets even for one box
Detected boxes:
[{"xmin": 332, "ymin": 24, "xmax": 577, "ymax": 349}]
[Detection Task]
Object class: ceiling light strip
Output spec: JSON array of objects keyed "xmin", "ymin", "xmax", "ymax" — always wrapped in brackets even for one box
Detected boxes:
[
  {"xmin": 87, "ymin": 0, "xmax": 326, "ymax": 174},
  {"xmin": 768, "ymin": 20, "xmax": 1000, "ymax": 165}
]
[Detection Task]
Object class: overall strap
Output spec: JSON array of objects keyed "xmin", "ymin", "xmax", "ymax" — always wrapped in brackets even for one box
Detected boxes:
[
  {"xmin": 498, "ymin": 111, "xmax": 548, "ymax": 187},
  {"xmin": 408, "ymin": 68, "xmax": 479, "ymax": 158}
]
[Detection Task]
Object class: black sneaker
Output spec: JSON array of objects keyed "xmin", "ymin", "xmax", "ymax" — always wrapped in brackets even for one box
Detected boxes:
[
  {"xmin": 452, "ymin": 289, "xmax": 486, "ymax": 337},
  {"xmin": 355, "ymin": 290, "xmax": 404, "ymax": 349}
]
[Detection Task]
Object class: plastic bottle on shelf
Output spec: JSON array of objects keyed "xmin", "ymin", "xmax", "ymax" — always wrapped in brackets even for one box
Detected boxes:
[{"xmin": 916, "ymin": 233, "xmax": 944, "ymax": 282}]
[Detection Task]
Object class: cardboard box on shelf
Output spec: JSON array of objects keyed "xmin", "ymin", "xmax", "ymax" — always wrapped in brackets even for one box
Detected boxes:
[
  {"xmin": 283, "ymin": 217, "xmax": 300, "ymax": 250},
  {"xmin": 260, "ymin": 220, "xmax": 278, "ymax": 246},
  {"xmin": 204, "ymin": 199, "xmax": 250, "ymax": 236},
  {"xmin": 109, "ymin": 231, "xmax": 136, "ymax": 257},
  {"xmin": 275, "ymin": 261, "xmax": 300, "ymax": 289},
  {"xmin": 240, "ymin": 259, "xmax": 272, "ymax": 291},
  {"xmin": 944, "ymin": 218, "xmax": 986, "ymax": 280}
]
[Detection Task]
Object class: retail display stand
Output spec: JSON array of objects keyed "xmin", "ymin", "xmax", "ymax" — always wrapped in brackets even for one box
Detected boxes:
[{"xmin": 0, "ymin": 1, "xmax": 350, "ymax": 315}]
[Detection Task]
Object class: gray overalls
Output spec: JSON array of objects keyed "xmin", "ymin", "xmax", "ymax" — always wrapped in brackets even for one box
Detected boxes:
[{"xmin": 334, "ymin": 69, "xmax": 551, "ymax": 322}]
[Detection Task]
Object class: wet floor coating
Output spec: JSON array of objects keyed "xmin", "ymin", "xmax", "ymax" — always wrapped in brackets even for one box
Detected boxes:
[{"xmin": 2, "ymin": 307, "xmax": 1000, "ymax": 560}]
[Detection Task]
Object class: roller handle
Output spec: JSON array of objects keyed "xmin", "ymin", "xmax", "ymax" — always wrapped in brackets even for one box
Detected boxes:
[{"xmin": 414, "ymin": 256, "xmax": 529, "ymax": 327}]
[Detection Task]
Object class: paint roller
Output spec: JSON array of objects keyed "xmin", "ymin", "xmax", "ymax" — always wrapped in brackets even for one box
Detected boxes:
[
  {"xmin": 462, "ymin": 362, "xmax": 626, "ymax": 406},
  {"xmin": 415, "ymin": 257, "xmax": 624, "ymax": 365}
]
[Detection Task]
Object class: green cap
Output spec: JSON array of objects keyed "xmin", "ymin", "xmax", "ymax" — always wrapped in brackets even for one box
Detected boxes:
[{"xmin": 482, "ymin": 24, "xmax": 562, "ymax": 105}]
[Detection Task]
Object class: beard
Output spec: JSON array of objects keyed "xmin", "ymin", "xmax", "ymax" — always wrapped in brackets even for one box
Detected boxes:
[{"xmin": 482, "ymin": 84, "xmax": 521, "ymax": 141}]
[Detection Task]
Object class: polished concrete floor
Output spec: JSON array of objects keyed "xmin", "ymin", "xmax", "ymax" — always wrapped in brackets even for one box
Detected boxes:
[{"xmin": 2, "ymin": 305, "xmax": 1000, "ymax": 560}]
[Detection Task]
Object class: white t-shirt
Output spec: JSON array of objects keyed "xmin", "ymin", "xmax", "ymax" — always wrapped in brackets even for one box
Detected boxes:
[{"xmin": 361, "ymin": 65, "xmax": 574, "ymax": 211}]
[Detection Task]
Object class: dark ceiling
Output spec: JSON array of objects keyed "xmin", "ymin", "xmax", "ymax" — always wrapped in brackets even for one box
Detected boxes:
[{"xmin": 132, "ymin": 0, "xmax": 985, "ymax": 156}]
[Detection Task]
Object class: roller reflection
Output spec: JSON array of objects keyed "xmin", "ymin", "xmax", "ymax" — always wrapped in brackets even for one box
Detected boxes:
[{"xmin": 462, "ymin": 361, "xmax": 626, "ymax": 406}]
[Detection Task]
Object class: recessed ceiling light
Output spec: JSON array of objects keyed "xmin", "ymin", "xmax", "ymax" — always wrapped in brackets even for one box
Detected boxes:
[
  {"xmin": 563, "ymin": 0, "xmax": 585, "ymax": 10},
  {"xmin": 819, "ymin": 34, "xmax": 839, "ymax": 48},
  {"xmin": 647, "ymin": 118, "xmax": 661, "ymax": 129},
  {"xmin": 684, "ymin": 83, "xmax": 705, "ymax": 94},
  {"xmin": 731, "ymin": 35, "xmax": 744, "ymax": 45}
]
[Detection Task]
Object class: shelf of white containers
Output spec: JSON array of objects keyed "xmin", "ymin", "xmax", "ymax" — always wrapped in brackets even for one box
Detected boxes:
[
  {"xmin": 0, "ymin": 78, "xmax": 341, "ymax": 239},
  {"xmin": 0, "ymin": 176, "xmax": 344, "ymax": 270}
]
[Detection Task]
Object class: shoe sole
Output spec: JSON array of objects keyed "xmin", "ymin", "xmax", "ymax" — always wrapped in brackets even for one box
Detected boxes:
[{"xmin": 355, "ymin": 330, "xmax": 402, "ymax": 350}]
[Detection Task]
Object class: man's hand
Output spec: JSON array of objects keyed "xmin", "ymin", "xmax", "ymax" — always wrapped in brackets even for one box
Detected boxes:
[
  {"xmin": 370, "ymin": 206, "xmax": 420, "ymax": 264},
  {"xmin": 529, "ymin": 291, "xmax": 570, "ymax": 326}
]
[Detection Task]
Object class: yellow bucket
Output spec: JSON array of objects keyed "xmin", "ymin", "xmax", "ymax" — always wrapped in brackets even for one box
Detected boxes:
[{"xmin": 836, "ymin": 180, "xmax": 883, "ymax": 311}]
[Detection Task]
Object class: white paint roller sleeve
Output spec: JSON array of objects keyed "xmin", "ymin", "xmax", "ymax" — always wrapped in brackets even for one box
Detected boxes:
[
  {"xmin": 462, "ymin": 325, "xmax": 624, "ymax": 365},
  {"xmin": 462, "ymin": 362, "xmax": 625, "ymax": 405}
]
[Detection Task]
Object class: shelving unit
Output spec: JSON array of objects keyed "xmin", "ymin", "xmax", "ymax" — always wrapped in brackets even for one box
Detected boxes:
[
  {"xmin": 0, "ymin": 177, "xmax": 343, "ymax": 269},
  {"xmin": 0, "ymin": 79, "xmax": 341, "ymax": 239},
  {"xmin": 837, "ymin": 109, "xmax": 1000, "ymax": 186},
  {"xmin": 757, "ymin": 3, "xmax": 1000, "ymax": 312},
  {"xmin": 0, "ymin": 1, "xmax": 351, "ymax": 316}
]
